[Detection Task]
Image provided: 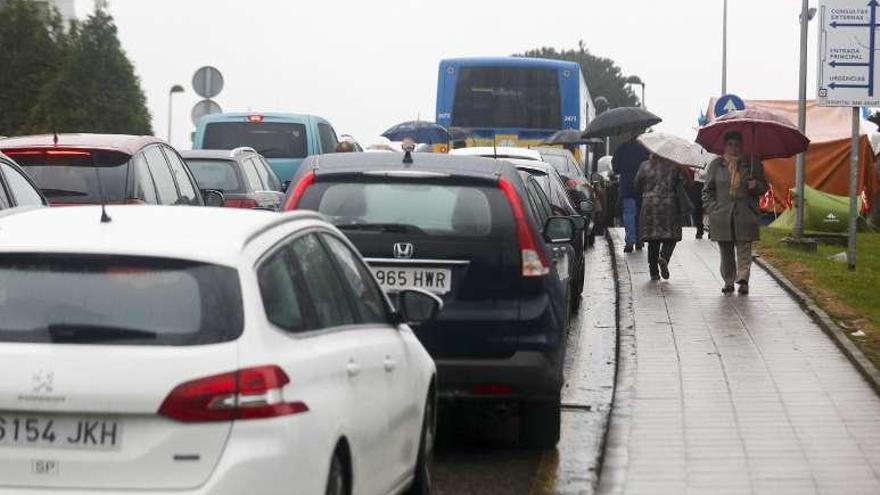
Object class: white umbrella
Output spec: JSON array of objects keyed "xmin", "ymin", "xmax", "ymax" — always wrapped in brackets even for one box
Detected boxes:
[{"xmin": 638, "ymin": 132, "xmax": 709, "ymax": 169}]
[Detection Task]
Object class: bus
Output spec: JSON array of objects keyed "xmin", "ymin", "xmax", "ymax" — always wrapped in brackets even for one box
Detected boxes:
[{"xmin": 436, "ymin": 57, "xmax": 594, "ymax": 153}]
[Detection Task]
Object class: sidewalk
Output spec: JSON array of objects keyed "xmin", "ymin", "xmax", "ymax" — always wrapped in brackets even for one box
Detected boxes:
[{"xmin": 598, "ymin": 228, "xmax": 880, "ymax": 495}]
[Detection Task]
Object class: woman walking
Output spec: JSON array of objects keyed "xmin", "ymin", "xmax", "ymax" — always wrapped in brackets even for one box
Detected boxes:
[
  {"xmin": 702, "ymin": 131, "xmax": 769, "ymax": 295},
  {"xmin": 634, "ymin": 154, "xmax": 687, "ymax": 281}
]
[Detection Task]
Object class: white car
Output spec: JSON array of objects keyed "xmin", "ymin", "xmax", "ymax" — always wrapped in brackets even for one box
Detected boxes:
[
  {"xmin": 0, "ymin": 206, "xmax": 438, "ymax": 495},
  {"xmin": 449, "ymin": 146, "xmax": 541, "ymax": 161}
]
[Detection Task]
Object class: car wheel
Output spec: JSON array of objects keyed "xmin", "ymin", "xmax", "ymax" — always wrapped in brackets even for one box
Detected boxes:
[
  {"xmin": 520, "ymin": 399, "xmax": 561, "ymax": 449},
  {"xmin": 325, "ymin": 451, "xmax": 347, "ymax": 495},
  {"xmin": 406, "ymin": 395, "xmax": 435, "ymax": 494}
]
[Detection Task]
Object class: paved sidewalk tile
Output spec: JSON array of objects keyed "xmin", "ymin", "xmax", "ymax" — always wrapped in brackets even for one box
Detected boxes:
[{"xmin": 600, "ymin": 229, "xmax": 880, "ymax": 495}]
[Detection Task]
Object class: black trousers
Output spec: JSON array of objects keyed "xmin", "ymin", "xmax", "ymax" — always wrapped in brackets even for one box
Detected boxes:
[
  {"xmin": 688, "ymin": 182, "xmax": 705, "ymax": 235},
  {"xmin": 647, "ymin": 240, "xmax": 677, "ymax": 275}
]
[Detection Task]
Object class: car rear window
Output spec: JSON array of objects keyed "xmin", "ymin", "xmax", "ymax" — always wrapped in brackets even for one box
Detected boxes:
[
  {"xmin": 202, "ymin": 122, "xmax": 308, "ymax": 159},
  {"xmin": 304, "ymin": 181, "xmax": 498, "ymax": 237},
  {"xmin": 185, "ymin": 159, "xmax": 245, "ymax": 193},
  {"xmin": 6, "ymin": 149, "xmax": 129, "ymax": 204},
  {"xmin": 0, "ymin": 255, "xmax": 243, "ymax": 346}
]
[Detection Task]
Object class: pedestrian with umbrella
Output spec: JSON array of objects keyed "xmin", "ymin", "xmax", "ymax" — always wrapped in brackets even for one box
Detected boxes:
[
  {"xmin": 382, "ymin": 121, "xmax": 452, "ymax": 147},
  {"xmin": 584, "ymin": 107, "xmax": 662, "ymax": 253},
  {"xmin": 633, "ymin": 132, "xmax": 703, "ymax": 280},
  {"xmin": 697, "ymin": 109, "xmax": 809, "ymax": 295}
]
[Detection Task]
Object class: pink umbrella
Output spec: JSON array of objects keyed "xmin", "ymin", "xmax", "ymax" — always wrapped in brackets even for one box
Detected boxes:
[{"xmin": 695, "ymin": 108, "xmax": 810, "ymax": 160}]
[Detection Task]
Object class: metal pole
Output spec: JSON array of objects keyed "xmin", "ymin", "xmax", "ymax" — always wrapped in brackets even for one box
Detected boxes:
[
  {"xmin": 794, "ymin": 0, "xmax": 810, "ymax": 239},
  {"xmin": 722, "ymin": 0, "xmax": 728, "ymax": 95},
  {"xmin": 848, "ymin": 107, "xmax": 859, "ymax": 270},
  {"xmin": 641, "ymin": 84, "xmax": 646, "ymax": 109},
  {"xmin": 167, "ymin": 89, "xmax": 174, "ymax": 143}
]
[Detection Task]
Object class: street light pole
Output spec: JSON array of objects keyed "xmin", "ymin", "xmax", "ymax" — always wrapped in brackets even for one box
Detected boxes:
[
  {"xmin": 794, "ymin": 0, "xmax": 811, "ymax": 240},
  {"xmin": 167, "ymin": 84, "xmax": 184, "ymax": 144},
  {"xmin": 722, "ymin": 0, "xmax": 728, "ymax": 95}
]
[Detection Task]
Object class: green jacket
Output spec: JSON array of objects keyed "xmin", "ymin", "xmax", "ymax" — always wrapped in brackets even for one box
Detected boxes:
[{"xmin": 702, "ymin": 156, "xmax": 769, "ymax": 242}]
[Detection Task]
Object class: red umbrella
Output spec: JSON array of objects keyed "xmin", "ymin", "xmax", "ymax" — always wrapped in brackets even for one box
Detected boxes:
[{"xmin": 695, "ymin": 108, "xmax": 810, "ymax": 160}]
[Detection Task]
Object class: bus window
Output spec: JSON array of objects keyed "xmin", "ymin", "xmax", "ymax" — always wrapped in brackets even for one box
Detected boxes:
[{"xmin": 452, "ymin": 67, "xmax": 561, "ymax": 130}]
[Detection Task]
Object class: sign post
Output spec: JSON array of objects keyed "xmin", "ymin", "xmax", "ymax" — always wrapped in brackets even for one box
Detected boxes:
[{"xmin": 817, "ymin": 0, "xmax": 878, "ymax": 269}]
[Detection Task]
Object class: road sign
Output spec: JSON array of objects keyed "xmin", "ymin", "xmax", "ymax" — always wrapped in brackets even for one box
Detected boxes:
[
  {"xmin": 190, "ymin": 99, "xmax": 222, "ymax": 125},
  {"xmin": 192, "ymin": 66, "xmax": 224, "ymax": 99},
  {"xmin": 714, "ymin": 94, "xmax": 745, "ymax": 117},
  {"xmin": 817, "ymin": 0, "xmax": 880, "ymax": 106}
]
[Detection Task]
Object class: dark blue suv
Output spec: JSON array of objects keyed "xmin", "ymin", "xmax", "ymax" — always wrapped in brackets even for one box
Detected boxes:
[{"xmin": 282, "ymin": 152, "xmax": 579, "ymax": 448}]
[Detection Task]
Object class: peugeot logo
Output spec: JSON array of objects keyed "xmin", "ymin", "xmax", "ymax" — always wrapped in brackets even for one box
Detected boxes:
[
  {"xmin": 393, "ymin": 242, "xmax": 414, "ymax": 259},
  {"xmin": 32, "ymin": 370, "xmax": 54, "ymax": 394}
]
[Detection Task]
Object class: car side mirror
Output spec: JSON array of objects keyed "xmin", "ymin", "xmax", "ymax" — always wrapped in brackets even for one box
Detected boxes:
[
  {"xmin": 543, "ymin": 216, "xmax": 576, "ymax": 244},
  {"xmin": 570, "ymin": 215, "xmax": 587, "ymax": 231},
  {"xmin": 202, "ymin": 189, "xmax": 225, "ymax": 207},
  {"xmin": 580, "ymin": 199, "xmax": 594, "ymax": 215},
  {"xmin": 395, "ymin": 289, "xmax": 443, "ymax": 326},
  {"xmin": 282, "ymin": 180, "xmax": 292, "ymax": 192}
]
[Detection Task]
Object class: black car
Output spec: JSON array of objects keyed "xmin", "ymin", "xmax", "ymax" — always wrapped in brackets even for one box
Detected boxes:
[
  {"xmin": 516, "ymin": 167, "xmax": 587, "ymax": 311},
  {"xmin": 282, "ymin": 152, "xmax": 578, "ymax": 448},
  {"xmin": 0, "ymin": 151, "xmax": 47, "ymax": 210},
  {"xmin": 1, "ymin": 134, "xmax": 221, "ymax": 207},
  {"xmin": 181, "ymin": 148, "xmax": 284, "ymax": 209}
]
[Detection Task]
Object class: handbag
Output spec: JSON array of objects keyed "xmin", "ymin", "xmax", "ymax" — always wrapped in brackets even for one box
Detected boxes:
[{"xmin": 675, "ymin": 173, "xmax": 695, "ymax": 216}]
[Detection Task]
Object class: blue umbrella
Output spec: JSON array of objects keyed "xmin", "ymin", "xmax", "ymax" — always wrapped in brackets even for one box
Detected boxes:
[{"xmin": 382, "ymin": 121, "xmax": 451, "ymax": 144}]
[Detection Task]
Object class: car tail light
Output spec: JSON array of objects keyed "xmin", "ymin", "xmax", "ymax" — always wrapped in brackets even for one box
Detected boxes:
[
  {"xmin": 158, "ymin": 365, "xmax": 308, "ymax": 423},
  {"xmin": 281, "ymin": 171, "xmax": 316, "ymax": 211},
  {"xmin": 5, "ymin": 149, "xmax": 92, "ymax": 157},
  {"xmin": 471, "ymin": 384, "xmax": 515, "ymax": 396},
  {"xmin": 225, "ymin": 198, "xmax": 260, "ymax": 209},
  {"xmin": 498, "ymin": 178, "xmax": 550, "ymax": 277},
  {"xmin": 247, "ymin": 114, "xmax": 265, "ymax": 123}
]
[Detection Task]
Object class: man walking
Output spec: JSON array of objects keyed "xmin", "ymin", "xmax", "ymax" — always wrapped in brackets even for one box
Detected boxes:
[{"xmin": 612, "ymin": 132, "xmax": 648, "ymax": 252}]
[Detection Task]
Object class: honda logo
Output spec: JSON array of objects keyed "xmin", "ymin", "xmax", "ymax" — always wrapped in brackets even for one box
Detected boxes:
[{"xmin": 393, "ymin": 242, "xmax": 414, "ymax": 259}]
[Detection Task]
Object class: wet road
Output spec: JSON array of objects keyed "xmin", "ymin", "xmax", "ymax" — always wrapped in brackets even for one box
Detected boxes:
[{"xmin": 433, "ymin": 236, "xmax": 619, "ymax": 495}]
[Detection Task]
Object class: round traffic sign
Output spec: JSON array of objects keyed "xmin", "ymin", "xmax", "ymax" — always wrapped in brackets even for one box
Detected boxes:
[
  {"xmin": 190, "ymin": 99, "xmax": 222, "ymax": 125},
  {"xmin": 192, "ymin": 66, "xmax": 224, "ymax": 99},
  {"xmin": 715, "ymin": 94, "xmax": 745, "ymax": 118}
]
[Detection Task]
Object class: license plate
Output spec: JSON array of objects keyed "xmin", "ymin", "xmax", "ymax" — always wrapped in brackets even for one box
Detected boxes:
[
  {"xmin": 0, "ymin": 414, "xmax": 121, "ymax": 450},
  {"xmin": 371, "ymin": 266, "xmax": 452, "ymax": 294}
]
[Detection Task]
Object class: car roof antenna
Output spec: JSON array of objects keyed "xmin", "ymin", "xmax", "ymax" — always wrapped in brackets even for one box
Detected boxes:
[
  {"xmin": 92, "ymin": 151, "xmax": 111, "ymax": 223},
  {"xmin": 492, "ymin": 134, "xmax": 498, "ymax": 159},
  {"xmin": 52, "ymin": 131, "xmax": 59, "ymax": 146}
]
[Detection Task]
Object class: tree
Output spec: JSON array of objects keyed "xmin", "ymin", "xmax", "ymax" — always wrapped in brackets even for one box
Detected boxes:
[
  {"xmin": 28, "ymin": 6, "xmax": 152, "ymax": 135},
  {"xmin": 0, "ymin": 0, "xmax": 66, "ymax": 136},
  {"xmin": 517, "ymin": 41, "xmax": 640, "ymax": 110}
]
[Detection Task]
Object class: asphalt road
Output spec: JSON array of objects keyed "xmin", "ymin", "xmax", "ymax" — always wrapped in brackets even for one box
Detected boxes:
[{"xmin": 433, "ymin": 237, "xmax": 618, "ymax": 495}]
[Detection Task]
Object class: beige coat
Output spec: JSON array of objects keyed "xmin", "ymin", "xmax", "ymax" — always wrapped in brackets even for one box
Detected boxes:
[{"xmin": 702, "ymin": 156, "xmax": 768, "ymax": 242}]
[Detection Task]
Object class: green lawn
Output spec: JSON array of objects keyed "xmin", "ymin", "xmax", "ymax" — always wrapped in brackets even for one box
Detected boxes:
[{"xmin": 757, "ymin": 228, "xmax": 880, "ymax": 367}]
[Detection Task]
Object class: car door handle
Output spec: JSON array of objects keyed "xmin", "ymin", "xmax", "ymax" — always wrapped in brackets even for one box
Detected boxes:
[
  {"xmin": 384, "ymin": 356, "xmax": 397, "ymax": 373},
  {"xmin": 346, "ymin": 360, "xmax": 361, "ymax": 378}
]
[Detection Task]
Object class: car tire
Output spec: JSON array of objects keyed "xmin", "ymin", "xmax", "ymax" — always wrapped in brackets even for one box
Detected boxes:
[
  {"xmin": 325, "ymin": 451, "xmax": 348, "ymax": 495},
  {"xmin": 520, "ymin": 399, "xmax": 561, "ymax": 449},
  {"xmin": 406, "ymin": 393, "xmax": 435, "ymax": 495}
]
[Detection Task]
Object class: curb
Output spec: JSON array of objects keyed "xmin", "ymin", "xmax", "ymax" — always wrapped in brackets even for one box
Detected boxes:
[{"xmin": 754, "ymin": 256, "xmax": 880, "ymax": 396}]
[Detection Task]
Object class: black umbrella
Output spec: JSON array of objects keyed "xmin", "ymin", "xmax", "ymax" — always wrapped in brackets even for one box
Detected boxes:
[
  {"xmin": 382, "ymin": 121, "xmax": 451, "ymax": 144},
  {"xmin": 582, "ymin": 107, "xmax": 662, "ymax": 139},
  {"xmin": 541, "ymin": 129, "xmax": 594, "ymax": 146}
]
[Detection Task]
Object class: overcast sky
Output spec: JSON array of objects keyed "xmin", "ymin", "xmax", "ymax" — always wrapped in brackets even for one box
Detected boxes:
[{"xmin": 74, "ymin": 1, "xmax": 819, "ymax": 149}]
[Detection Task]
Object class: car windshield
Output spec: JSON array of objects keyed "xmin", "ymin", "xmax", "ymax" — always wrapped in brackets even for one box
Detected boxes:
[
  {"xmin": 185, "ymin": 159, "xmax": 245, "ymax": 192},
  {"xmin": 6, "ymin": 149, "xmax": 130, "ymax": 204},
  {"xmin": 0, "ymin": 254, "xmax": 243, "ymax": 346},
  {"xmin": 452, "ymin": 67, "xmax": 561, "ymax": 129},
  {"xmin": 310, "ymin": 182, "xmax": 494, "ymax": 237},
  {"xmin": 203, "ymin": 122, "xmax": 308, "ymax": 159},
  {"xmin": 541, "ymin": 153, "xmax": 582, "ymax": 179}
]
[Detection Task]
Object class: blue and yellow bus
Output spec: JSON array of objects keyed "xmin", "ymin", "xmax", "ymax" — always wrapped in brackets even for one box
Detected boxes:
[{"xmin": 436, "ymin": 57, "xmax": 594, "ymax": 151}]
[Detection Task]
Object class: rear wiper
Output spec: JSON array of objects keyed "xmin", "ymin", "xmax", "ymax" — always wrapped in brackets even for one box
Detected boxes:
[
  {"xmin": 46, "ymin": 324, "xmax": 159, "ymax": 343},
  {"xmin": 335, "ymin": 223, "xmax": 427, "ymax": 235},
  {"xmin": 40, "ymin": 189, "xmax": 89, "ymax": 198}
]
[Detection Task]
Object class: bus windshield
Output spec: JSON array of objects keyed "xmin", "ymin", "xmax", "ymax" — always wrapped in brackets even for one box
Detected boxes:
[{"xmin": 452, "ymin": 67, "xmax": 561, "ymax": 129}]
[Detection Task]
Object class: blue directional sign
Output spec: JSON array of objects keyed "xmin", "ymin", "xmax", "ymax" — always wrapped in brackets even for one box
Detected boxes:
[
  {"xmin": 715, "ymin": 94, "xmax": 746, "ymax": 117},
  {"xmin": 818, "ymin": 0, "xmax": 880, "ymax": 107}
]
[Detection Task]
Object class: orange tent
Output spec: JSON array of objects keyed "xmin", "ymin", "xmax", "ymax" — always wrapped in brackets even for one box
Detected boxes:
[{"xmin": 705, "ymin": 98, "xmax": 879, "ymax": 213}]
